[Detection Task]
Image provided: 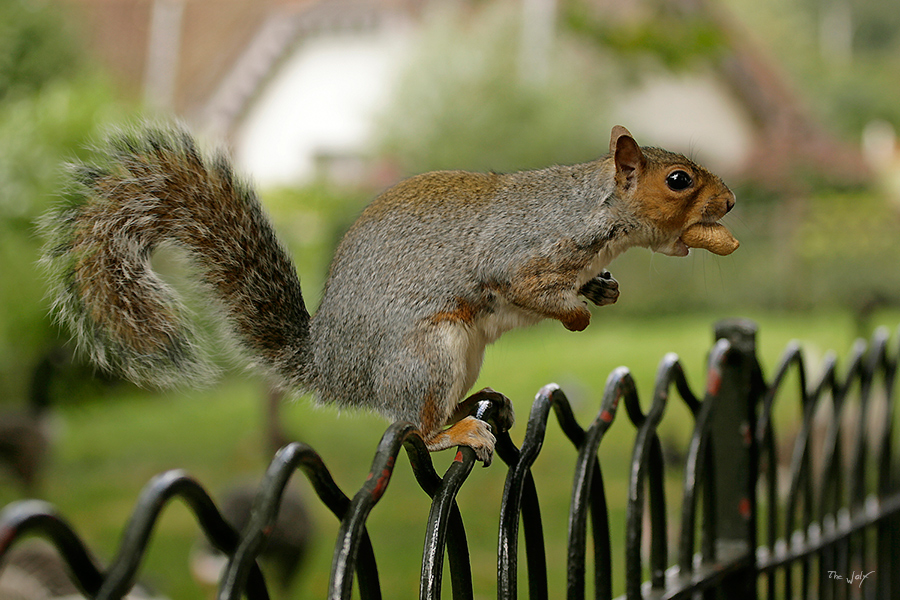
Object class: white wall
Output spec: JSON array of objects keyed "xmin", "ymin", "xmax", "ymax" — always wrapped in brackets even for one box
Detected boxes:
[{"xmin": 234, "ymin": 23, "xmax": 412, "ymax": 187}]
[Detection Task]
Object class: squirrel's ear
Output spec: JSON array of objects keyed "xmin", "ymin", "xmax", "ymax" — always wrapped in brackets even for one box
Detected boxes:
[
  {"xmin": 609, "ymin": 125, "xmax": 633, "ymax": 153},
  {"xmin": 610, "ymin": 125, "xmax": 644, "ymax": 177}
]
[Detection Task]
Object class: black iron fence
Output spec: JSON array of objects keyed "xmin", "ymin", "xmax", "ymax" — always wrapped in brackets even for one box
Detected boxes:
[{"xmin": 1, "ymin": 318, "xmax": 898, "ymax": 599}]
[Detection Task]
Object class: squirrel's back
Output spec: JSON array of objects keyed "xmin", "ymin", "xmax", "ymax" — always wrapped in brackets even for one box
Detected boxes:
[{"xmin": 41, "ymin": 124, "xmax": 312, "ymax": 388}]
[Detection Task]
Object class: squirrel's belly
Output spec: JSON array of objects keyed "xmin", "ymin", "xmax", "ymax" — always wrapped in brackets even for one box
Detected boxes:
[
  {"xmin": 476, "ymin": 299, "xmax": 542, "ymax": 344},
  {"xmin": 438, "ymin": 302, "xmax": 540, "ymax": 403}
]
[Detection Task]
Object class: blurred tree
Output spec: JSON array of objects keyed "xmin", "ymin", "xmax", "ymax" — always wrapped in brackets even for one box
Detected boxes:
[
  {"xmin": 564, "ymin": 0, "xmax": 728, "ymax": 70},
  {"xmin": 0, "ymin": 0, "xmax": 82, "ymax": 101},
  {"xmin": 725, "ymin": 0, "xmax": 900, "ymax": 142},
  {"xmin": 0, "ymin": 0, "xmax": 127, "ymax": 401},
  {"xmin": 374, "ymin": 2, "xmax": 618, "ymax": 175},
  {"xmin": 564, "ymin": 0, "xmax": 870, "ymax": 194},
  {"xmin": 853, "ymin": 0, "xmax": 900, "ymax": 53}
]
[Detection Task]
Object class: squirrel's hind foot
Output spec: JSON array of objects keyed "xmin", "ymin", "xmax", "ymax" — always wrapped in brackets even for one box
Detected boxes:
[
  {"xmin": 424, "ymin": 416, "xmax": 497, "ymax": 465},
  {"xmin": 423, "ymin": 388, "xmax": 515, "ymax": 467}
]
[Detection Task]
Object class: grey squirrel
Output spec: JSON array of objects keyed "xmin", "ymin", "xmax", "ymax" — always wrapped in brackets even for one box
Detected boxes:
[{"xmin": 40, "ymin": 123, "xmax": 737, "ymax": 463}]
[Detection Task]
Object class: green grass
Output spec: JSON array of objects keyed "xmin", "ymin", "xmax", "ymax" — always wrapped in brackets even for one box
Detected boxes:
[{"xmin": 1, "ymin": 310, "xmax": 896, "ymax": 599}]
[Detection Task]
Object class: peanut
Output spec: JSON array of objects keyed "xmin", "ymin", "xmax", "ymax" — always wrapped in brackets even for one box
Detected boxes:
[{"xmin": 681, "ymin": 223, "xmax": 739, "ymax": 256}]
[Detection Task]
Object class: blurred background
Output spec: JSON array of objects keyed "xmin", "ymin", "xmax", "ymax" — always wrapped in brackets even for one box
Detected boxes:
[{"xmin": 1, "ymin": 0, "xmax": 899, "ymax": 598}]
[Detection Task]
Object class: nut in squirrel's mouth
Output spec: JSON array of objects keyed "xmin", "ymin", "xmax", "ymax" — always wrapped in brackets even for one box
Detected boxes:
[
  {"xmin": 678, "ymin": 220, "xmax": 739, "ymax": 256},
  {"xmin": 670, "ymin": 192, "xmax": 738, "ymax": 257}
]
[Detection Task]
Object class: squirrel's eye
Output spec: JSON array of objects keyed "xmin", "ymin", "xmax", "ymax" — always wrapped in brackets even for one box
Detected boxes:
[{"xmin": 666, "ymin": 170, "xmax": 693, "ymax": 191}]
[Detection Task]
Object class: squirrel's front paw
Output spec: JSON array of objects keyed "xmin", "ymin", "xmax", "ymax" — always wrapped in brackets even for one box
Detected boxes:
[{"xmin": 579, "ymin": 270, "xmax": 619, "ymax": 307}]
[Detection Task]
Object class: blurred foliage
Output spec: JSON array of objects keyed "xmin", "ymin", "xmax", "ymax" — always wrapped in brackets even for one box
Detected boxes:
[
  {"xmin": 0, "ymin": 0, "xmax": 82, "ymax": 102},
  {"xmin": 794, "ymin": 191, "xmax": 900, "ymax": 311},
  {"xmin": 0, "ymin": 0, "xmax": 128, "ymax": 402},
  {"xmin": 374, "ymin": 2, "xmax": 619, "ymax": 175},
  {"xmin": 260, "ymin": 184, "xmax": 370, "ymax": 312},
  {"xmin": 724, "ymin": 0, "xmax": 900, "ymax": 136},
  {"xmin": 563, "ymin": 0, "xmax": 729, "ymax": 72},
  {"xmin": 797, "ymin": 192, "xmax": 899, "ymax": 262}
]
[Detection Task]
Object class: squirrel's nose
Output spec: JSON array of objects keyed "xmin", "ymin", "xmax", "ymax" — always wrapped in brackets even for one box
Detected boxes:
[{"xmin": 724, "ymin": 193, "xmax": 735, "ymax": 214}]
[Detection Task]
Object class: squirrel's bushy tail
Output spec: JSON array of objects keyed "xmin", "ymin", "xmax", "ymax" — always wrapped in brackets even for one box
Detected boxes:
[{"xmin": 40, "ymin": 122, "xmax": 311, "ymax": 388}]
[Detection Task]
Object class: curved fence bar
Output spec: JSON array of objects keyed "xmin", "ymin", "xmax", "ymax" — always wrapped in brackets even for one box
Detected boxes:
[
  {"xmin": 419, "ymin": 445, "xmax": 476, "ymax": 600},
  {"xmin": 217, "ymin": 442, "xmax": 373, "ymax": 600},
  {"xmin": 566, "ymin": 367, "xmax": 630, "ymax": 600},
  {"xmin": 328, "ymin": 421, "xmax": 423, "ymax": 599},
  {"xmin": 0, "ymin": 500, "xmax": 106, "ymax": 595},
  {"xmin": 2, "ymin": 318, "xmax": 899, "ymax": 599},
  {"xmin": 677, "ymin": 338, "xmax": 729, "ymax": 575},
  {"xmin": 416, "ymin": 392, "xmax": 515, "ymax": 600},
  {"xmin": 875, "ymin": 328, "xmax": 900, "ymax": 600},
  {"xmin": 756, "ymin": 342, "xmax": 807, "ymax": 599},
  {"xmin": 99, "ymin": 470, "xmax": 268, "ymax": 600},
  {"xmin": 622, "ymin": 359, "xmax": 667, "ymax": 599},
  {"xmin": 496, "ymin": 383, "xmax": 567, "ymax": 600}
]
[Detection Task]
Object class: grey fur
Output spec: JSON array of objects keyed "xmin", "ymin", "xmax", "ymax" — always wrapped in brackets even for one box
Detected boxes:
[{"xmin": 39, "ymin": 122, "xmax": 734, "ymax": 448}]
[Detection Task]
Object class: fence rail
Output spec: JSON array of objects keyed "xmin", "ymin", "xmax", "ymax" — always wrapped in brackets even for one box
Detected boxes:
[{"xmin": 1, "ymin": 318, "xmax": 898, "ymax": 599}]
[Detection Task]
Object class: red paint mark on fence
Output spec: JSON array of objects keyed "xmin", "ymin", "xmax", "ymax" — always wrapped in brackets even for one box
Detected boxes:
[
  {"xmin": 707, "ymin": 366, "xmax": 722, "ymax": 396},
  {"xmin": 371, "ymin": 456, "xmax": 395, "ymax": 501},
  {"xmin": 739, "ymin": 497, "xmax": 752, "ymax": 519}
]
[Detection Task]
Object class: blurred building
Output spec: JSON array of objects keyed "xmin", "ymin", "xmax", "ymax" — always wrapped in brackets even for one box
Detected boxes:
[
  {"xmin": 59, "ymin": 0, "xmax": 425, "ymax": 186},
  {"xmin": 57, "ymin": 0, "xmax": 863, "ymax": 190}
]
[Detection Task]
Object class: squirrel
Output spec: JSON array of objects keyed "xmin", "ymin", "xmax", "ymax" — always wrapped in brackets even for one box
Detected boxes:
[{"xmin": 40, "ymin": 123, "xmax": 737, "ymax": 464}]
